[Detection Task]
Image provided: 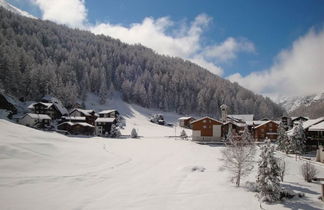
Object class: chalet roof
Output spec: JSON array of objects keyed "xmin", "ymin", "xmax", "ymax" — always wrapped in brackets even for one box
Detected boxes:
[
  {"xmin": 227, "ymin": 114, "xmax": 254, "ymax": 122},
  {"xmin": 254, "ymin": 120, "xmax": 279, "ymax": 129},
  {"xmin": 28, "ymin": 102, "xmax": 53, "ymax": 109},
  {"xmin": 24, "ymin": 113, "xmax": 51, "ymax": 120},
  {"xmin": 291, "ymin": 116, "xmax": 309, "ymax": 121},
  {"xmin": 58, "ymin": 122, "xmax": 94, "ymax": 128},
  {"xmin": 41, "ymin": 96, "xmax": 68, "ymax": 115},
  {"xmin": 95, "ymin": 118, "xmax": 116, "ymax": 123},
  {"xmin": 70, "ymin": 108, "xmax": 95, "ymax": 116},
  {"xmin": 178, "ymin": 116, "xmax": 194, "ymax": 120},
  {"xmin": 302, "ymin": 117, "xmax": 324, "ymax": 130},
  {"xmin": 246, "ymin": 120, "xmax": 265, "ymax": 126},
  {"xmin": 222, "ymin": 121, "xmax": 245, "ymax": 127},
  {"xmin": 62, "ymin": 116, "xmax": 86, "ymax": 121},
  {"xmin": 308, "ymin": 121, "xmax": 324, "ymax": 131},
  {"xmin": 98, "ymin": 109, "xmax": 118, "ymax": 114},
  {"xmin": 191, "ymin": 116, "xmax": 222, "ymax": 125}
]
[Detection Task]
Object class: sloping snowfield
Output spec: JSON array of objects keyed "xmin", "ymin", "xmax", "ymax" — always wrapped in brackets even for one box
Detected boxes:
[{"xmin": 1, "ymin": 99, "xmax": 324, "ymax": 209}]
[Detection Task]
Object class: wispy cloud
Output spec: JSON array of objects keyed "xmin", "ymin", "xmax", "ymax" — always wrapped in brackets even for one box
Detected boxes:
[
  {"xmin": 29, "ymin": 0, "xmax": 255, "ymax": 76},
  {"xmin": 228, "ymin": 29, "xmax": 324, "ymax": 99}
]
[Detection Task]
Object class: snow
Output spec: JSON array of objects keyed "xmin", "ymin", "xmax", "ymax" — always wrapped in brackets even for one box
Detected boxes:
[
  {"xmin": 309, "ymin": 121, "xmax": 324, "ymax": 131},
  {"xmin": 1, "ymin": 94, "xmax": 324, "ymax": 209},
  {"xmin": 0, "ymin": 0, "xmax": 36, "ymax": 19},
  {"xmin": 254, "ymin": 120, "xmax": 279, "ymax": 129},
  {"xmin": 24, "ymin": 113, "xmax": 51, "ymax": 120},
  {"xmin": 302, "ymin": 117, "xmax": 324, "ymax": 129},
  {"xmin": 95, "ymin": 118, "xmax": 116, "ymax": 123},
  {"xmin": 228, "ymin": 114, "xmax": 254, "ymax": 122},
  {"xmin": 98, "ymin": 109, "xmax": 118, "ymax": 114}
]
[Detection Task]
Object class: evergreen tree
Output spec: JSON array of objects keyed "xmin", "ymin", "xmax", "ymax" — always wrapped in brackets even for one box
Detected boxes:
[
  {"xmin": 257, "ymin": 139, "xmax": 281, "ymax": 203},
  {"xmin": 290, "ymin": 121, "xmax": 306, "ymax": 158},
  {"xmin": 241, "ymin": 124, "xmax": 254, "ymax": 145},
  {"xmin": 277, "ymin": 122, "xmax": 290, "ymax": 154},
  {"xmin": 110, "ymin": 124, "xmax": 121, "ymax": 138}
]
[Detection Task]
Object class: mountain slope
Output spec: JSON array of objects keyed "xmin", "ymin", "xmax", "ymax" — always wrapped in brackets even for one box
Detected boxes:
[
  {"xmin": 0, "ymin": 7, "xmax": 284, "ymax": 119},
  {"xmin": 278, "ymin": 93, "xmax": 324, "ymax": 117},
  {"xmin": 0, "ymin": 0, "xmax": 35, "ymax": 19}
]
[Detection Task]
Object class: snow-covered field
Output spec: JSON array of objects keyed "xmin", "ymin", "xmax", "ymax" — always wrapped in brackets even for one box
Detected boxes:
[{"xmin": 1, "ymin": 98, "xmax": 324, "ymax": 209}]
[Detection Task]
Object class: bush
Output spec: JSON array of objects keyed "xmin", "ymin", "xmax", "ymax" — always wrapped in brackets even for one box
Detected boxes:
[
  {"xmin": 245, "ymin": 181, "xmax": 259, "ymax": 192},
  {"xmin": 131, "ymin": 128, "xmax": 138, "ymax": 138},
  {"xmin": 180, "ymin": 130, "xmax": 187, "ymax": 140},
  {"xmin": 301, "ymin": 162, "xmax": 318, "ymax": 182}
]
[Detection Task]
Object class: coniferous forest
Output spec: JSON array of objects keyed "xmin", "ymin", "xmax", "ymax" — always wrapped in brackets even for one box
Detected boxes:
[{"xmin": 0, "ymin": 8, "xmax": 284, "ymax": 119}]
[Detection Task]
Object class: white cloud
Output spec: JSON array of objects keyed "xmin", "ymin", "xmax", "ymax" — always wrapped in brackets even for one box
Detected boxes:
[
  {"xmin": 228, "ymin": 29, "xmax": 324, "ymax": 99},
  {"xmin": 29, "ymin": 0, "xmax": 254, "ymax": 76},
  {"xmin": 32, "ymin": 0, "xmax": 87, "ymax": 27},
  {"xmin": 204, "ymin": 37, "xmax": 255, "ymax": 62}
]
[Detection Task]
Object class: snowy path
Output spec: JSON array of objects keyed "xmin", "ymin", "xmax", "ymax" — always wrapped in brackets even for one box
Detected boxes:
[{"xmin": 1, "ymin": 119, "xmax": 324, "ymax": 210}]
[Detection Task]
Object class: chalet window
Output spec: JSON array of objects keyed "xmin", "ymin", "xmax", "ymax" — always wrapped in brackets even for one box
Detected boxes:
[
  {"xmin": 203, "ymin": 125, "xmax": 206, "ymax": 129},
  {"xmin": 203, "ymin": 120, "xmax": 206, "ymax": 123}
]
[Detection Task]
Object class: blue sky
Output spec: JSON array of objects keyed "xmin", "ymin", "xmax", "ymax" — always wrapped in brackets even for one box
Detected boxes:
[{"xmin": 6, "ymin": 0, "xmax": 324, "ymax": 98}]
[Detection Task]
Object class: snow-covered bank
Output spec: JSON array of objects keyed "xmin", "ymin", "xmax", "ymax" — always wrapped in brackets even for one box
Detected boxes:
[{"xmin": 0, "ymin": 110, "xmax": 324, "ymax": 209}]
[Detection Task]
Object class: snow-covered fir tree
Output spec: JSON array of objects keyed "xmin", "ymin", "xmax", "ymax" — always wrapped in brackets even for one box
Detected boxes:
[
  {"xmin": 277, "ymin": 122, "xmax": 290, "ymax": 154},
  {"xmin": 289, "ymin": 120, "xmax": 306, "ymax": 157},
  {"xmin": 222, "ymin": 127, "xmax": 256, "ymax": 187},
  {"xmin": 131, "ymin": 128, "xmax": 138, "ymax": 138},
  {"xmin": 241, "ymin": 124, "xmax": 254, "ymax": 144},
  {"xmin": 257, "ymin": 139, "xmax": 281, "ymax": 203},
  {"xmin": 110, "ymin": 124, "xmax": 121, "ymax": 138}
]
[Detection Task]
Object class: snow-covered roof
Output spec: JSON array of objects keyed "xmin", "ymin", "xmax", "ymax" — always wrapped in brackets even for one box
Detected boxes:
[
  {"xmin": 58, "ymin": 122, "xmax": 94, "ymax": 128},
  {"xmin": 70, "ymin": 108, "xmax": 95, "ymax": 116},
  {"xmin": 95, "ymin": 118, "xmax": 116, "ymax": 123},
  {"xmin": 291, "ymin": 116, "xmax": 309, "ymax": 121},
  {"xmin": 28, "ymin": 102, "xmax": 52, "ymax": 109},
  {"xmin": 191, "ymin": 116, "xmax": 222, "ymax": 124},
  {"xmin": 41, "ymin": 96, "xmax": 68, "ymax": 115},
  {"xmin": 302, "ymin": 117, "xmax": 324, "ymax": 130},
  {"xmin": 309, "ymin": 121, "xmax": 324, "ymax": 132},
  {"xmin": 99, "ymin": 110, "xmax": 118, "ymax": 114},
  {"xmin": 227, "ymin": 114, "xmax": 254, "ymax": 122},
  {"xmin": 25, "ymin": 113, "xmax": 51, "ymax": 120},
  {"xmin": 62, "ymin": 116, "xmax": 86, "ymax": 121},
  {"xmin": 246, "ymin": 120, "xmax": 265, "ymax": 126},
  {"xmin": 178, "ymin": 117, "xmax": 194, "ymax": 120},
  {"xmin": 254, "ymin": 120, "xmax": 279, "ymax": 129}
]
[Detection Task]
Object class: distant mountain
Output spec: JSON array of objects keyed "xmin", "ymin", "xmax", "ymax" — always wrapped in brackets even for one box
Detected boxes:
[
  {"xmin": 0, "ymin": 7, "xmax": 285, "ymax": 119},
  {"xmin": 278, "ymin": 93, "xmax": 324, "ymax": 118},
  {"xmin": 0, "ymin": 0, "xmax": 35, "ymax": 19}
]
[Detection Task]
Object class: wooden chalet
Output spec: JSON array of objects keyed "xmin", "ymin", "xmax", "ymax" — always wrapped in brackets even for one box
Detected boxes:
[
  {"xmin": 291, "ymin": 116, "xmax": 309, "ymax": 127},
  {"xmin": 95, "ymin": 118, "xmax": 117, "ymax": 136},
  {"xmin": 28, "ymin": 102, "xmax": 67, "ymax": 120},
  {"xmin": 19, "ymin": 113, "xmax": 51, "ymax": 128},
  {"xmin": 191, "ymin": 117, "xmax": 223, "ymax": 141},
  {"xmin": 98, "ymin": 110, "xmax": 119, "ymax": 118},
  {"xmin": 221, "ymin": 121, "xmax": 245, "ymax": 138},
  {"xmin": 178, "ymin": 117, "xmax": 195, "ymax": 128},
  {"xmin": 57, "ymin": 122, "xmax": 94, "ymax": 135},
  {"xmin": 253, "ymin": 120, "xmax": 279, "ymax": 141},
  {"xmin": 69, "ymin": 108, "xmax": 98, "ymax": 125}
]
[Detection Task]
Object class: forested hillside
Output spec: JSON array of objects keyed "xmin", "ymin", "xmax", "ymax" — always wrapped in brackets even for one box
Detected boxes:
[{"xmin": 0, "ymin": 7, "xmax": 284, "ymax": 119}]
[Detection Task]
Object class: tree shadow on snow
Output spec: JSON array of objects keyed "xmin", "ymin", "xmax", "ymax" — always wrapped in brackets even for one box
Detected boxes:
[
  {"xmin": 282, "ymin": 182, "xmax": 319, "ymax": 195},
  {"xmin": 280, "ymin": 198, "xmax": 323, "ymax": 210}
]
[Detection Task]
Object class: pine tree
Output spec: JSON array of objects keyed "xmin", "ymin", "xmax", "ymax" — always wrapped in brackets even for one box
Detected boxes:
[
  {"xmin": 277, "ymin": 122, "xmax": 290, "ymax": 154},
  {"xmin": 290, "ymin": 121, "xmax": 306, "ymax": 158},
  {"xmin": 110, "ymin": 124, "xmax": 121, "ymax": 138},
  {"xmin": 257, "ymin": 139, "xmax": 281, "ymax": 203},
  {"xmin": 241, "ymin": 124, "xmax": 254, "ymax": 145}
]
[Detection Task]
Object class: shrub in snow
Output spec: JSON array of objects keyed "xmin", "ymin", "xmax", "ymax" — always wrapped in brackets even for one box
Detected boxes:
[
  {"xmin": 110, "ymin": 124, "xmax": 121, "ymax": 138},
  {"xmin": 280, "ymin": 189, "xmax": 304, "ymax": 200},
  {"xmin": 245, "ymin": 181, "xmax": 259, "ymax": 192},
  {"xmin": 222, "ymin": 128, "xmax": 256, "ymax": 187},
  {"xmin": 131, "ymin": 128, "xmax": 138, "ymax": 138},
  {"xmin": 301, "ymin": 162, "xmax": 318, "ymax": 182},
  {"xmin": 277, "ymin": 122, "xmax": 290, "ymax": 154},
  {"xmin": 257, "ymin": 140, "xmax": 281, "ymax": 203},
  {"xmin": 180, "ymin": 130, "xmax": 187, "ymax": 140}
]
